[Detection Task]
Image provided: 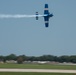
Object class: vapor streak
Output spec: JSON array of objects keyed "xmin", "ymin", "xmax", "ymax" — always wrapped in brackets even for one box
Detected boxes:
[{"xmin": 0, "ymin": 14, "xmax": 46, "ymax": 18}]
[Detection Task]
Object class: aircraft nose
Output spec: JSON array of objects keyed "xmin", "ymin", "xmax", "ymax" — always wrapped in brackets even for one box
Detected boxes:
[{"xmin": 49, "ymin": 14, "xmax": 53, "ymax": 17}]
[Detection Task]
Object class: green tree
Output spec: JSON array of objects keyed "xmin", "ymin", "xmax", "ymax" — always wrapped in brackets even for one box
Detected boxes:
[
  {"xmin": 17, "ymin": 56, "xmax": 23, "ymax": 64},
  {"xmin": 5, "ymin": 54, "xmax": 17, "ymax": 60},
  {"xmin": 70, "ymin": 55, "xmax": 76, "ymax": 63},
  {"xmin": 58, "ymin": 56, "xmax": 70, "ymax": 63}
]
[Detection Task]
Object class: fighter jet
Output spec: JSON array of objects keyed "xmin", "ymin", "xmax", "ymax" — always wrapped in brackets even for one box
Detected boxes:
[{"xmin": 36, "ymin": 4, "xmax": 53, "ymax": 27}]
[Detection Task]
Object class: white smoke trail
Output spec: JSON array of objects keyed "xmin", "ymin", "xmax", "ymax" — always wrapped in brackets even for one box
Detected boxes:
[{"xmin": 0, "ymin": 14, "xmax": 47, "ymax": 19}]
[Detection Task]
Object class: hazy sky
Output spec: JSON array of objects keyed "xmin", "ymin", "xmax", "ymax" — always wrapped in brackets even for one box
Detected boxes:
[{"xmin": 0, "ymin": 0, "xmax": 76, "ymax": 56}]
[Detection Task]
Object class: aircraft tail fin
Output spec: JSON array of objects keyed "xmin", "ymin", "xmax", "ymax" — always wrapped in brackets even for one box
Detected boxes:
[{"xmin": 36, "ymin": 12, "xmax": 39, "ymax": 20}]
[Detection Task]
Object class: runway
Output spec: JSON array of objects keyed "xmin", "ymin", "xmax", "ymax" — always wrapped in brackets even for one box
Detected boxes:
[{"xmin": 0, "ymin": 69, "xmax": 76, "ymax": 73}]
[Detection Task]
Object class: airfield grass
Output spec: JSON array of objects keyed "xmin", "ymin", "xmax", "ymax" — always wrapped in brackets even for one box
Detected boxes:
[
  {"xmin": 0, "ymin": 72, "xmax": 75, "ymax": 75},
  {"xmin": 0, "ymin": 63, "xmax": 76, "ymax": 70}
]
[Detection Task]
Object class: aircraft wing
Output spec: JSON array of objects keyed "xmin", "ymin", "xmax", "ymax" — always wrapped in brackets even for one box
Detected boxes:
[
  {"xmin": 44, "ymin": 4, "xmax": 49, "ymax": 27},
  {"xmin": 44, "ymin": 16, "xmax": 49, "ymax": 27}
]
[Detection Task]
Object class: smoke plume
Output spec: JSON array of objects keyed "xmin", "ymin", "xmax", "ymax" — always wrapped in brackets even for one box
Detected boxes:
[{"xmin": 0, "ymin": 14, "xmax": 46, "ymax": 19}]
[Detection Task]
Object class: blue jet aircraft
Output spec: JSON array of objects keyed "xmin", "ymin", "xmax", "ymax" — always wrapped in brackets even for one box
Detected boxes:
[{"xmin": 36, "ymin": 4, "xmax": 53, "ymax": 27}]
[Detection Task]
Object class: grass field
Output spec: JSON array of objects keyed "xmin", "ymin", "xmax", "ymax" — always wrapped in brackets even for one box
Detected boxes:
[
  {"xmin": 0, "ymin": 64, "xmax": 76, "ymax": 70},
  {"xmin": 0, "ymin": 72, "xmax": 75, "ymax": 75}
]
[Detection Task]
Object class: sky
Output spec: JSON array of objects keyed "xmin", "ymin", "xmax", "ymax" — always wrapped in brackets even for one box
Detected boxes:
[{"xmin": 0, "ymin": 0, "xmax": 76, "ymax": 56}]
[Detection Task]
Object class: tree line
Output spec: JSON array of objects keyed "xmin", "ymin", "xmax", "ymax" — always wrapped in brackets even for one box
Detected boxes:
[{"xmin": 0, "ymin": 54, "xmax": 76, "ymax": 63}]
